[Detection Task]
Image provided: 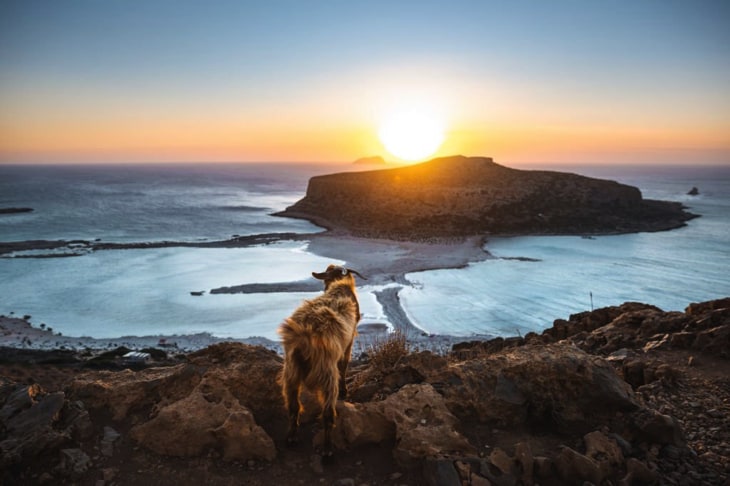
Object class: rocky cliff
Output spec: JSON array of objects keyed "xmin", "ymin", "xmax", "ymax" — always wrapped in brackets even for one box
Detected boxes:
[
  {"xmin": 277, "ymin": 156, "xmax": 696, "ymax": 239},
  {"xmin": 1, "ymin": 297, "xmax": 728, "ymax": 485}
]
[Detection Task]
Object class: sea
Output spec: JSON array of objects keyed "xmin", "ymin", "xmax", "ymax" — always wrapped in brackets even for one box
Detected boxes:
[{"xmin": 1, "ymin": 162, "xmax": 729, "ymax": 341}]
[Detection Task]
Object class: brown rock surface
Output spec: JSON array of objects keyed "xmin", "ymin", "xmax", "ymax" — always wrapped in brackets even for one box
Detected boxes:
[
  {"xmin": 277, "ymin": 155, "xmax": 696, "ymax": 239},
  {"xmin": 1, "ymin": 298, "xmax": 728, "ymax": 485}
]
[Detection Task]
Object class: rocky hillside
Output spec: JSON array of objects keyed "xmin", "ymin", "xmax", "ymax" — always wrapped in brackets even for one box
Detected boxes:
[
  {"xmin": 276, "ymin": 156, "xmax": 696, "ymax": 239},
  {"xmin": 1, "ymin": 297, "xmax": 728, "ymax": 485}
]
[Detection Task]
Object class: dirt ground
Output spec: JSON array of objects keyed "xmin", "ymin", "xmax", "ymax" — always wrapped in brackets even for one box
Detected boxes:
[{"xmin": 2, "ymin": 343, "xmax": 728, "ymax": 486}]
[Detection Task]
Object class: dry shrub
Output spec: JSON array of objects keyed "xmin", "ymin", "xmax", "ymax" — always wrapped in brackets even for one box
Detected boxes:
[
  {"xmin": 349, "ymin": 330, "xmax": 409, "ymax": 401},
  {"xmin": 367, "ymin": 329, "xmax": 408, "ymax": 372}
]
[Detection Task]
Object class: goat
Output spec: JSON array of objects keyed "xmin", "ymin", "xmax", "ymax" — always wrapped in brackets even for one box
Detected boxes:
[{"xmin": 278, "ymin": 264, "xmax": 366, "ymax": 456}]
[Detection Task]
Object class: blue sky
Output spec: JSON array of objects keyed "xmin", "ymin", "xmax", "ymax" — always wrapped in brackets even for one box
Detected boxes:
[{"xmin": 1, "ymin": 0, "xmax": 728, "ymax": 164}]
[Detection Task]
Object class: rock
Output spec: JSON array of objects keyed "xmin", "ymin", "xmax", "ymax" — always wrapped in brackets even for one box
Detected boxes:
[
  {"xmin": 693, "ymin": 324, "xmax": 730, "ymax": 357},
  {"xmin": 687, "ymin": 187, "xmax": 699, "ymax": 196},
  {"xmin": 533, "ymin": 456, "xmax": 554, "ymax": 478},
  {"xmin": 276, "ymin": 156, "xmax": 695, "ymax": 239},
  {"xmin": 130, "ymin": 388, "xmax": 221, "ymax": 456},
  {"xmin": 213, "ymin": 409, "xmax": 276, "ymax": 462},
  {"xmin": 60, "ymin": 448, "xmax": 91, "ymax": 476},
  {"xmin": 0, "ymin": 383, "xmax": 42, "ymax": 423},
  {"xmin": 0, "ymin": 385, "xmax": 72, "ymax": 473},
  {"xmin": 623, "ymin": 457, "xmax": 658, "ymax": 484},
  {"xmin": 513, "ymin": 441, "xmax": 534, "ymax": 485},
  {"xmin": 65, "ymin": 401, "xmax": 94, "ymax": 442},
  {"xmin": 71, "ymin": 343, "xmax": 284, "ymax": 423},
  {"xmin": 70, "ymin": 364, "xmax": 201, "ymax": 421},
  {"xmin": 100, "ymin": 426, "xmax": 120, "ymax": 457},
  {"xmin": 330, "ymin": 401, "xmax": 396, "ymax": 449},
  {"xmin": 423, "ymin": 458, "xmax": 461, "ymax": 486},
  {"xmin": 431, "ymin": 343, "xmax": 638, "ymax": 432},
  {"xmin": 130, "ymin": 383, "xmax": 275, "ymax": 461},
  {"xmin": 6, "ymin": 391, "xmax": 65, "ymax": 435},
  {"xmin": 379, "ymin": 384, "xmax": 475, "ymax": 466},
  {"xmin": 631, "ymin": 408, "xmax": 685, "ymax": 447},
  {"xmin": 186, "ymin": 343, "xmax": 285, "ymax": 422},
  {"xmin": 554, "ymin": 446, "xmax": 604, "ymax": 485},
  {"xmin": 489, "ymin": 447, "xmax": 515, "ymax": 476},
  {"xmin": 584, "ymin": 430, "xmax": 624, "ymax": 467}
]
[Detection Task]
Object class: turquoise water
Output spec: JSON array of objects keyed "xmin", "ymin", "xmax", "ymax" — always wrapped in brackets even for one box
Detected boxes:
[{"xmin": 1, "ymin": 162, "xmax": 728, "ymax": 339}]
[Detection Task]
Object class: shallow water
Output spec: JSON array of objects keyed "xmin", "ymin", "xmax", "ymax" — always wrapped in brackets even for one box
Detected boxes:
[{"xmin": 1, "ymin": 162, "xmax": 728, "ymax": 340}]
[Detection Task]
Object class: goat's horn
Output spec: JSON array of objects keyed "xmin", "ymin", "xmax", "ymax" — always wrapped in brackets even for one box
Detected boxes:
[{"xmin": 347, "ymin": 268, "xmax": 367, "ymax": 280}]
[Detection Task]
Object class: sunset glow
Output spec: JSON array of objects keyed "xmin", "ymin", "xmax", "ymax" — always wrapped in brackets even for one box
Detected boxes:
[
  {"xmin": 378, "ymin": 104, "xmax": 446, "ymax": 161},
  {"xmin": 0, "ymin": 1, "xmax": 728, "ymax": 165}
]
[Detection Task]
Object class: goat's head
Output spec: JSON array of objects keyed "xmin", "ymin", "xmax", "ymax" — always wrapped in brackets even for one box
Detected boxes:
[{"xmin": 312, "ymin": 264, "xmax": 367, "ymax": 290}]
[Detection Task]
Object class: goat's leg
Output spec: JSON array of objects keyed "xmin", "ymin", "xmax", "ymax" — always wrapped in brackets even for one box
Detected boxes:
[
  {"xmin": 319, "ymin": 369, "xmax": 339, "ymax": 458},
  {"xmin": 283, "ymin": 376, "xmax": 301, "ymax": 446},
  {"xmin": 337, "ymin": 340, "xmax": 354, "ymax": 400},
  {"xmin": 321, "ymin": 395, "xmax": 336, "ymax": 458}
]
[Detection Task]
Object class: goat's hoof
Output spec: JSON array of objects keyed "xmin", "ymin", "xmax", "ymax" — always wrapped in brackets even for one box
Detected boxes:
[
  {"xmin": 316, "ymin": 447, "xmax": 334, "ymax": 464},
  {"xmin": 321, "ymin": 452, "xmax": 335, "ymax": 465},
  {"xmin": 286, "ymin": 436, "xmax": 300, "ymax": 447}
]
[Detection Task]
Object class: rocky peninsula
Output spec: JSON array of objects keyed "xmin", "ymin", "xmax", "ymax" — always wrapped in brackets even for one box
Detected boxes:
[
  {"xmin": 1, "ymin": 297, "xmax": 728, "ymax": 485},
  {"xmin": 276, "ymin": 156, "xmax": 697, "ymax": 239}
]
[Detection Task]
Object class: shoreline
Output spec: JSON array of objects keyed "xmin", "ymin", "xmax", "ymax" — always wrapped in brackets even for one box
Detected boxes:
[
  {"xmin": 0, "ymin": 232, "xmax": 494, "ymax": 353},
  {"xmin": 0, "ymin": 215, "xmax": 705, "ymax": 352},
  {"xmin": 0, "ymin": 231, "xmax": 493, "ymax": 349}
]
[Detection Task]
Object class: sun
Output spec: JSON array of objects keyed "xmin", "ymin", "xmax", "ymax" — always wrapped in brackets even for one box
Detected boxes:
[{"xmin": 378, "ymin": 105, "xmax": 445, "ymax": 162}]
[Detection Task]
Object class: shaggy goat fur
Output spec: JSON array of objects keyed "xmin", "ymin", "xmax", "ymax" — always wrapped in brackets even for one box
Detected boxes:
[{"xmin": 278, "ymin": 264, "xmax": 365, "ymax": 455}]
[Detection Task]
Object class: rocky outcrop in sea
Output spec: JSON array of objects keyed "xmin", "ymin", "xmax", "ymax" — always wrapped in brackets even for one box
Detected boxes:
[{"xmin": 277, "ymin": 156, "xmax": 697, "ymax": 239}]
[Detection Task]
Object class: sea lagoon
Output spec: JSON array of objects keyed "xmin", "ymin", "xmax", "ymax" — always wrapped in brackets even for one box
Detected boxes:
[{"xmin": 1, "ymin": 162, "xmax": 728, "ymax": 342}]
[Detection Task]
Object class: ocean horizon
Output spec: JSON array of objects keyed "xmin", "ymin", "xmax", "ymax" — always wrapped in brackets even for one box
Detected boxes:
[{"xmin": 1, "ymin": 161, "xmax": 728, "ymax": 341}]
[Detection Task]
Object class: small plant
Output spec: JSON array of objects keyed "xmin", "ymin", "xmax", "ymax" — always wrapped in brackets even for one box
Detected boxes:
[{"xmin": 367, "ymin": 329, "xmax": 408, "ymax": 372}]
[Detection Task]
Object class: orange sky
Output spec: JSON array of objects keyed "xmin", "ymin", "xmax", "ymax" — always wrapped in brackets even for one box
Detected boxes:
[{"xmin": 1, "ymin": 2, "xmax": 729, "ymax": 166}]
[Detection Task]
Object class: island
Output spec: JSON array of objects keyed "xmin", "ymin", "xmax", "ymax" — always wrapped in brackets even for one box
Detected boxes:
[
  {"xmin": 276, "ymin": 155, "xmax": 697, "ymax": 239},
  {"xmin": 0, "ymin": 207, "xmax": 34, "ymax": 214},
  {"xmin": 352, "ymin": 155, "xmax": 389, "ymax": 166}
]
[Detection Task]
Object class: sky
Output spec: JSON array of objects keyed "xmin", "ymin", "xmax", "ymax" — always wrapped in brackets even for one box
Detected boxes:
[{"xmin": 1, "ymin": 0, "xmax": 729, "ymax": 165}]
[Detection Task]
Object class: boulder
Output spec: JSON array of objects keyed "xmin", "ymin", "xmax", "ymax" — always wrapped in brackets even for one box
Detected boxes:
[
  {"xmin": 69, "ymin": 364, "xmax": 201, "ymax": 421},
  {"xmin": 431, "ymin": 343, "xmax": 638, "ymax": 431},
  {"xmin": 554, "ymin": 446, "xmax": 604, "ymax": 485},
  {"xmin": 584, "ymin": 431, "xmax": 624, "ymax": 466},
  {"xmin": 380, "ymin": 384, "xmax": 476, "ymax": 466},
  {"xmin": 70, "ymin": 343, "xmax": 284, "ymax": 424},
  {"xmin": 330, "ymin": 401, "xmax": 395, "ymax": 449},
  {"xmin": 0, "ymin": 383, "xmax": 93, "ymax": 475},
  {"xmin": 130, "ymin": 385, "xmax": 275, "ymax": 461},
  {"xmin": 329, "ymin": 384, "xmax": 475, "ymax": 467}
]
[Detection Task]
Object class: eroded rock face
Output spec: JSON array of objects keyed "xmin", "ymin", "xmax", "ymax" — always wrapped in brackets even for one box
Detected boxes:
[
  {"xmin": 380, "ymin": 384, "xmax": 476, "ymax": 466},
  {"xmin": 0, "ymin": 381, "xmax": 93, "ymax": 476},
  {"xmin": 129, "ymin": 386, "xmax": 275, "ymax": 461},
  {"xmin": 277, "ymin": 156, "xmax": 695, "ymax": 238},
  {"xmin": 70, "ymin": 343, "xmax": 283, "ymax": 461},
  {"xmin": 430, "ymin": 343, "xmax": 638, "ymax": 432},
  {"xmin": 329, "ymin": 384, "xmax": 474, "ymax": 466}
]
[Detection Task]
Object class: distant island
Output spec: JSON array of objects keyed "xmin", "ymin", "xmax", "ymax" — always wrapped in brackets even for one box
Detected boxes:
[
  {"xmin": 0, "ymin": 207, "xmax": 33, "ymax": 215},
  {"xmin": 352, "ymin": 155, "xmax": 389, "ymax": 165},
  {"xmin": 276, "ymin": 155, "xmax": 697, "ymax": 239}
]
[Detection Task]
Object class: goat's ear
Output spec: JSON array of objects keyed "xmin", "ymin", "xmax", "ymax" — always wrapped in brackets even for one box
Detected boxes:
[{"xmin": 312, "ymin": 271, "xmax": 327, "ymax": 280}]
